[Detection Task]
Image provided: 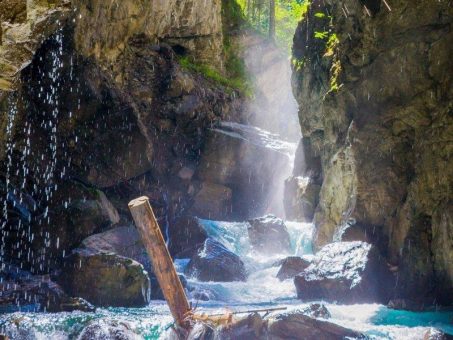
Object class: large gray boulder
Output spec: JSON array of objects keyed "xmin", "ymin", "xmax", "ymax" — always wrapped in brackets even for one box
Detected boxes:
[
  {"xmin": 189, "ymin": 312, "xmax": 366, "ymax": 340},
  {"xmin": 78, "ymin": 319, "xmax": 142, "ymax": 340},
  {"xmin": 58, "ymin": 248, "xmax": 150, "ymax": 308},
  {"xmin": 81, "ymin": 225, "xmax": 150, "ymax": 272},
  {"xmin": 185, "ymin": 238, "xmax": 247, "ymax": 282},
  {"xmin": 276, "ymin": 256, "xmax": 310, "ymax": 281},
  {"xmin": 247, "ymin": 215, "xmax": 291, "ymax": 254},
  {"xmin": 295, "ymin": 241, "xmax": 393, "ymax": 304}
]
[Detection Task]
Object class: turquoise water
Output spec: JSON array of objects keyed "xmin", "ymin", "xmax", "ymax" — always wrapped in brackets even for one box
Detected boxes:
[
  {"xmin": 1, "ymin": 302, "xmax": 451, "ymax": 339},
  {"xmin": 0, "ymin": 220, "xmax": 451, "ymax": 339}
]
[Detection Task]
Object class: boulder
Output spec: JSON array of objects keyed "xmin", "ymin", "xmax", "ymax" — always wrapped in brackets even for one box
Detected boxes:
[
  {"xmin": 185, "ymin": 238, "xmax": 247, "ymax": 282},
  {"xmin": 78, "ymin": 319, "xmax": 141, "ymax": 340},
  {"xmin": 300, "ymin": 303, "xmax": 331, "ymax": 319},
  {"xmin": 81, "ymin": 225, "xmax": 151, "ymax": 272},
  {"xmin": 67, "ymin": 191, "xmax": 120, "ymax": 233},
  {"xmin": 168, "ymin": 216, "xmax": 208, "ymax": 258},
  {"xmin": 149, "ymin": 274, "xmax": 188, "ymax": 300},
  {"xmin": 276, "ymin": 256, "xmax": 310, "ymax": 281},
  {"xmin": 49, "ymin": 185, "xmax": 121, "ymax": 256},
  {"xmin": 247, "ymin": 215, "xmax": 291, "ymax": 254},
  {"xmin": 268, "ymin": 313, "xmax": 366, "ymax": 340},
  {"xmin": 0, "ymin": 264, "xmax": 94, "ymax": 313},
  {"xmin": 81, "ymin": 226, "xmax": 191, "ymax": 301},
  {"xmin": 58, "ymin": 249, "xmax": 150, "ymax": 308},
  {"xmin": 192, "ymin": 312, "xmax": 366, "ymax": 339},
  {"xmin": 295, "ymin": 241, "xmax": 393, "ymax": 304}
]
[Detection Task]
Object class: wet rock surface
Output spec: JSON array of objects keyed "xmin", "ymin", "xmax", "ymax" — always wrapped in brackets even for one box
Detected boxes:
[
  {"xmin": 78, "ymin": 319, "xmax": 141, "ymax": 340},
  {"xmin": 189, "ymin": 311, "xmax": 366, "ymax": 340},
  {"xmin": 57, "ymin": 249, "xmax": 150, "ymax": 307},
  {"xmin": 185, "ymin": 238, "xmax": 247, "ymax": 282},
  {"xmin": 294, "ymin": 241, "xmax": 392, "ymax": 304},
  {"xmin": 247, "ymin": 215, "xmax": 291, "ymax": 254},
  {"xmin": 276, "ymin": 256, "xmax": 310, "ymax": 281},
  {"xmin": 268, "ymin": 312, "xmax": 366, "ymax": 340},
  {"xmin": 300, "ymin": 303, "xmax": 331, "ymax": 319},
  {"xmin": 0, "ymin": 264, "xmax": 94, "ymax": 313}
]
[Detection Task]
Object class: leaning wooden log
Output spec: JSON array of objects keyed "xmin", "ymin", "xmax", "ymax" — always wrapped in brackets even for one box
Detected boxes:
[{"xmin": 128, "ymin": 196, "xmax": 191, "ymax": 331}]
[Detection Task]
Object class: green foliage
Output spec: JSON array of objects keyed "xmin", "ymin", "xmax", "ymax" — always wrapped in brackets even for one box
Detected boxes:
[
  {"xmin": 291, "ymin": 56, "xmax": 305, "ymax": 71},
  {"xmin": 314, "ymin": 31, "xmax": 329, "ymax": 39},
  {"xmin": 324, "ymin": 33, "xmax": 339, "ymax": 57},
  {"xmin": 236, "ymin": 0, "xmax": 310, "ymax": 51},
  {"xmin": 178, "ymin": 54, "xmax": 253, "ymax": 97}
]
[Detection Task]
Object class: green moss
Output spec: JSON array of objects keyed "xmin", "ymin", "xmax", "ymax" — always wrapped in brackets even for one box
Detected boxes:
[
  {"xmin": 178, "ymin": 49, "xmax": 253, "ymax": 98},
  {"xmin": 324, "ymin": 33, "xmax": 339, "ymax": 57},
  {"xmin": 291, "ymin": 56, "xmax": 306, "ymax": 71}
]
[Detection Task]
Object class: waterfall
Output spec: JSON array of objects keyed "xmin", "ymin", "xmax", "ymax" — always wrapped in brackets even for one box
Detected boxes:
[{"xmin": 0, "ymin": 28, "xmax": 75, "ymax": 274}]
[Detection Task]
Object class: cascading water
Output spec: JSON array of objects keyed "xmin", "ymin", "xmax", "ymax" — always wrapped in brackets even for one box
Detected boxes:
[
  {"xmin": 0, "ymin": 218, "xmax": 451, "ymax": 339},
  {"xmin": 0, "ymin": 27, "xmax": 81, "ymax": 278}
]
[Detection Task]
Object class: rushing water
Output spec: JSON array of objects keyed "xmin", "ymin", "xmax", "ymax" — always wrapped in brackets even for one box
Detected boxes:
[{"xmin": 0, "ymin": 219, "xmax": 451, "ymax": 339}]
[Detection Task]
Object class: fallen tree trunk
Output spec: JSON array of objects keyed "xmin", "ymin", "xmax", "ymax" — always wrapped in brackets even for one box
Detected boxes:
[{"xmin": 128, "ymin": 196, "xmax": 191, "ymax": 331}]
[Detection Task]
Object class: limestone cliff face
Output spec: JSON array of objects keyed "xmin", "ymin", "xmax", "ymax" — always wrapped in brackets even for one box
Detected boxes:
[
  {"xmin": 72, "ymin": 0, "xmax": 224, "ymax": 70},
  {"xmin": 0, "ymin": 0, "xmax": 71, "ymax": 94},
  {"xmin": 0, "ymin": 0, "xmax": 223, "ymax": 95},
  {"xmin": 291, "ymin": 0, "xmax": 453, "ymax": 306}
]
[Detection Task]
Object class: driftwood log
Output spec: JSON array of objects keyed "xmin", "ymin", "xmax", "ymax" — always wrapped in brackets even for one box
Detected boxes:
[{"xmin": 128, "ymin": 196, "xmax": 191, "ymax": 330}]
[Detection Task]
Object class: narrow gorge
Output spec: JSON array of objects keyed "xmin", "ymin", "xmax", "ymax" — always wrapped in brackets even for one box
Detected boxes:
[{"xmin": 0, "ymin": 0, "xmax": 451, "ymax": 339}]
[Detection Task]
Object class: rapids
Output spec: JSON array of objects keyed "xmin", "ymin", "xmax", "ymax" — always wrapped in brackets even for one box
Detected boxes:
[{"xmin": 0, "ymin": 220, "xmax": 451, "ymax": 339}]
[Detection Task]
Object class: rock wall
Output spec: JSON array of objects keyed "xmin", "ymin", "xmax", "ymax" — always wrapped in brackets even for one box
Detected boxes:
[
  {"xmin": 72, "ymin": 0, "xmax": 224, "ymax": 70},
  {"xmin": 0, "ymin": 0, "xmax": 71, "ymax": 94},
  {"xmin": 0, "ymin": 0, "xmax": 223, "ymax": 97},
  {"xmin": 291, "ymin": 0, "xmax": 453, "ymax": 306}
]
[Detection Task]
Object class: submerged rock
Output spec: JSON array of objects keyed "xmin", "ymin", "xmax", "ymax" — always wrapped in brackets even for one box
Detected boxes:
[
  {"xmin": 191, "ymin": 311, "xmax": 366, "ymax": 339},
  {"xmin": 247, "ymin": 215, "xmax": 291, "ymax": 254},
  {"xmin": 276, "ymin": 256, "xmax": 310, "ymax": 281},
  {"xmin": 268, "ymin": 312, "xmax": 366, "ymax": 340},
  {"xmin": 295, "ymin": 241, "xmax": 392, "ymax": 304},
  {"xmin": 58, "ymin": 249, "xmax": 150, "ymax": 308},
  {"xmin": 78, "ymin": 319, "xmax": 141, "ymax": 340},
  {"xmin": 185, "ymin": 238, "xmax": 247, "ymax": 282},
  {"xmin": 300, "ymin": 303, "xmax": 331, "ymax": 319}
]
